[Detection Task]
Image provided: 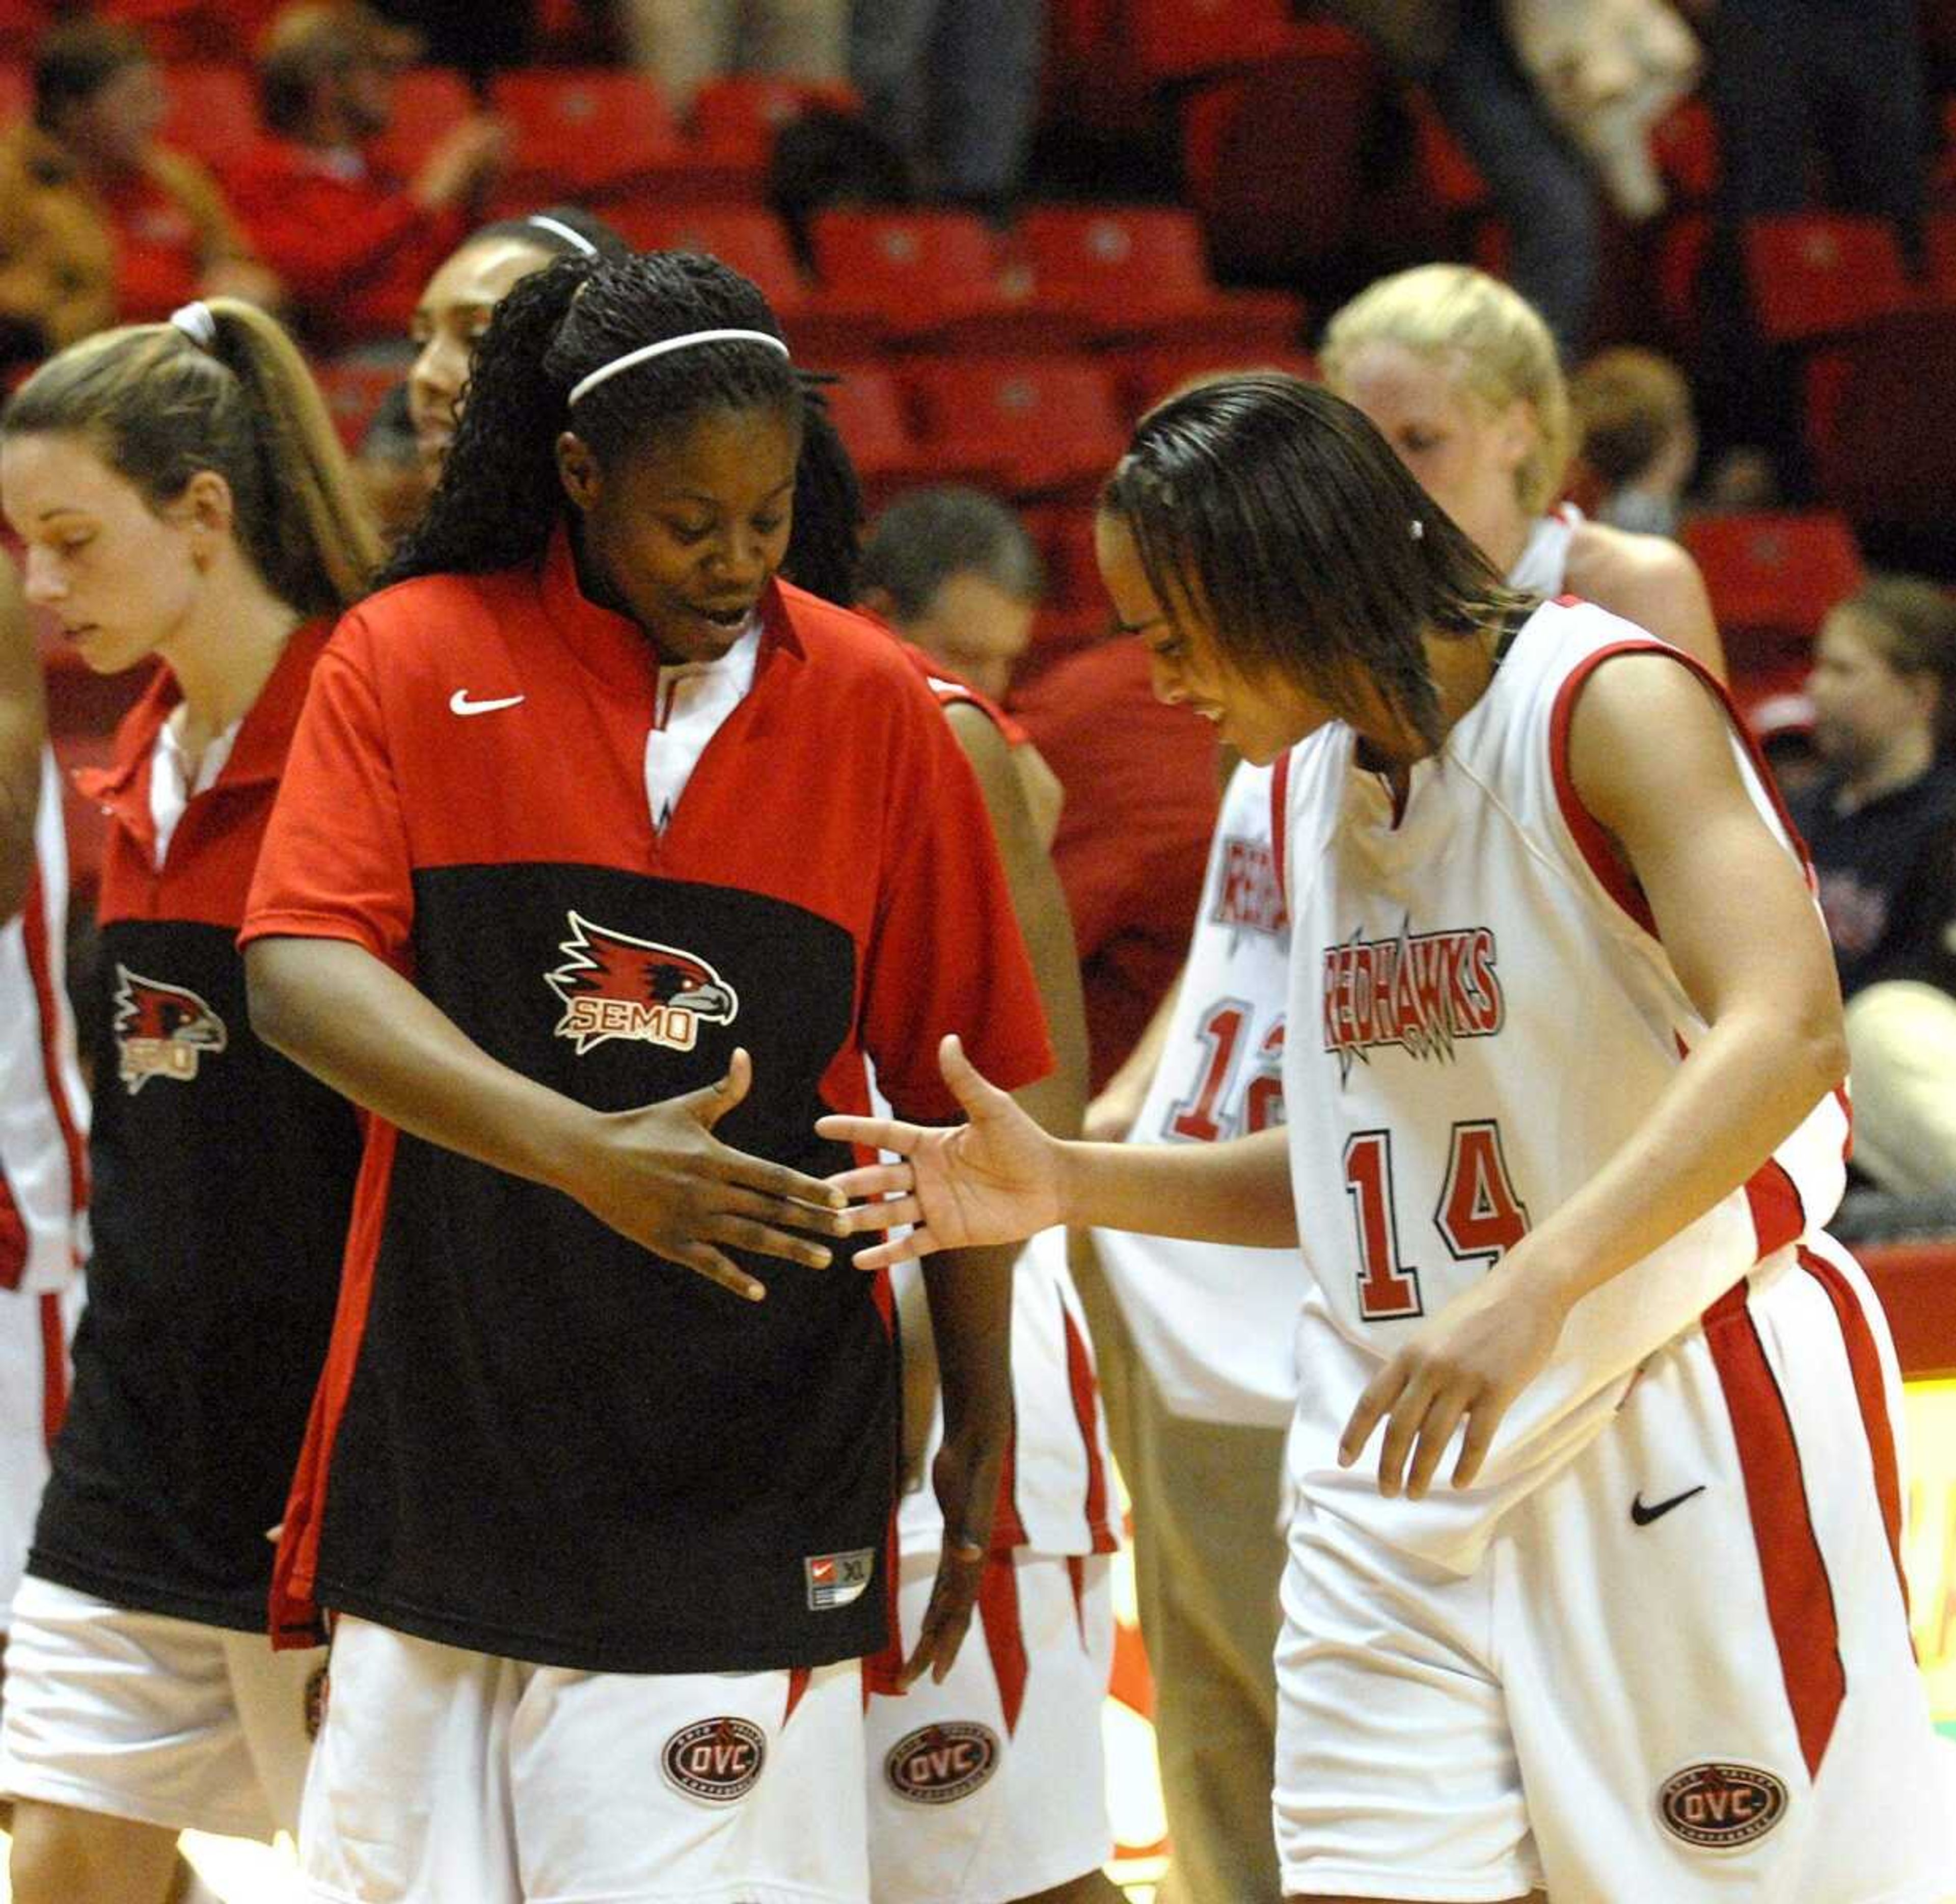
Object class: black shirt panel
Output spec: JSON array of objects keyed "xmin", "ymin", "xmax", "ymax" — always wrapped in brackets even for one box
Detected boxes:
[
  {"xmin": 32, "ymin": 918, "xmax": 360, "ymax": 1629},
  {"xmin": 1789, "ymin": 762, "xmax": 1956, "ymax": 997},
  {"xmin": 314, "ymin": 862, "xmax": 898, "ymax": 1671}
]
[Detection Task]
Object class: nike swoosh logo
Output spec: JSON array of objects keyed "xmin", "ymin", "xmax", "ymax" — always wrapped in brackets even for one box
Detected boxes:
[
  {"xmin": 1631, "ymin": 1485, "xmax": 1705, "ymax": 1526},
  {"xmin": 450, "ymin": 690, "xmax": 525, "ymax": 717}
]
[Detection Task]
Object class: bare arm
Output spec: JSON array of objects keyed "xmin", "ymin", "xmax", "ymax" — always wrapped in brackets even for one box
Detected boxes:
[
  {"xmin": 0, "ymin": 557, "xmax": 44, "ymax": 923},
  {"xmin": 1342, "ymin": 653, "xmax": 1844, "ymax": 1495},
  {"xmin": 1570, "ymin": 520, "xmax": 1727, "ymax": 681},
  {"xmin": 246, "ymin": 935, "xmax": 847, "ymax": 1300},
  {"xmin": 890, "ymin": 704, "xmax": 1088, "ymax": 1685}
]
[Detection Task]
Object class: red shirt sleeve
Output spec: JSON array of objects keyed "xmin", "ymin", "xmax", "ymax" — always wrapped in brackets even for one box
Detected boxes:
[
  {"xmin": 219, "ymin": 141, "xmax": 462, "ymax": 311},
  {"xmin": 860, "ymin": 685, "xmax": 1052, "ymax": 1122},
  {"xmin": 240, "ymin": 612, "xmax": 415, "ymax": 967}
]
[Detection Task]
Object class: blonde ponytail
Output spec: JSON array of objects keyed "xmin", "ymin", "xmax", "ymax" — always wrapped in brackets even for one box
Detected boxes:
[{"xmin": 3, "ymin": 300, "xmax": 381, "ymax": 618}]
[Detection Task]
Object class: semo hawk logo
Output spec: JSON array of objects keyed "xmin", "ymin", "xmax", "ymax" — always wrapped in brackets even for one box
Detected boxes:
[
  {"xmin": 1321, "ymin": 918, "xmax": 1504, "ymax": 1080},
  {"xmin": 545, "ymin": 912, "xmax": 739, "ymax": 1056},
  {"xmin": 112, "ymin": 966, "xmax": 228, "ymax": 1093}
]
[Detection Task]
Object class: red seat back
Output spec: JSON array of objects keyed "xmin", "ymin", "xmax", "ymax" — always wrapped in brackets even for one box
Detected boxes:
[
  {"xmin": 491, "ymin": 69, "xmax": 682, "ymax": 198},
  {"xmin": 1679, "ymin": 511, "xmax": 1863, "ymax": 646},
  {"xmin": 158, "ymin": 63, "xmax": 258, "ymax": 172},
  {"xmin": 1744, "ymin": 214, "xmax": 1914, "ymax": 342},
  {"xmin": 605, "ymin": 203, "xmax": 807, "ymax": 311}
]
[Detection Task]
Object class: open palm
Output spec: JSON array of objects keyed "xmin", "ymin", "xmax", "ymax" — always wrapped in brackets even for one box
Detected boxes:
[{"xmin": 816, "ymin": 1035, "xmax": 1062, "ymax": 1269}]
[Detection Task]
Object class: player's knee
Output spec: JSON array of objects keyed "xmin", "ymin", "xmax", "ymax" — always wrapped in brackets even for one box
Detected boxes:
[{"xmin": 8, "ymin": 1799, "xmax": 177, "ymax": 1904}]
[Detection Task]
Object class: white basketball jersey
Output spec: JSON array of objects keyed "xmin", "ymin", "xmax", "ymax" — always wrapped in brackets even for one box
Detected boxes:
[
  {"xmin": 0, "ymin": 748, "xmax": 89, "ymax": 1292},
  {"xmin": 1279, "ymin": 599, "xmax": 1849, "ymax": 1571},
  {"xmin": 1092, "ymin": 761, "xmax": 1300, "ymax": 1427}
]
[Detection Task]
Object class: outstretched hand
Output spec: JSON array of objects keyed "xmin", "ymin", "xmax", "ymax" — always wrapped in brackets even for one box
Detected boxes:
[
  {"xmin": 815, "ymin": 1035, "xmax": 1063, "ymax": 1269},
  {"xmin": 566, "ymin": 1048, "xmax": 848, "ymax": 1302}
]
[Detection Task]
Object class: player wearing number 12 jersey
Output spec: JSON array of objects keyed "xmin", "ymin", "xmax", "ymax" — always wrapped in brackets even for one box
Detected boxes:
[{"xmin": 820, "ymin": 377, "xmax": 1953, "ymax": 1904}]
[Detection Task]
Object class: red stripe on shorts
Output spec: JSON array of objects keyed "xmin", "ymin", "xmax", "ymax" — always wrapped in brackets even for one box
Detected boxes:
[
  {"xmin": 1061, "ymin": 1296, "xmax": 1117, "ymax": 1554},
  {"xmin": 1798, "ymin": 1247, "xmax": 1910, "ymax": 1627},
  {"xmin": 1702, "ymin": 1281, "xmax": 1844, "ymax": 1777},
  {"xmin": 39, "ymin": 1289, "xmax": 67, "ymax": 1451},
  {"xmin": 783, "ymin": 1665, "xmax": 811, "ymax": 1728},
  {"xmin": 977, "ymin": 1553, "xmax": 1028, "ymax": 1736}
]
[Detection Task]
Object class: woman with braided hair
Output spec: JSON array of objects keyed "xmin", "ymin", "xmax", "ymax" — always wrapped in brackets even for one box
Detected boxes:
[
  {"xmin": 0, "ymin": 297, "xmax": 378, "ymax": 1903},
  {"xmin": 242, "ymin": 247, "xmax": 1049, "ymax": 1903}
]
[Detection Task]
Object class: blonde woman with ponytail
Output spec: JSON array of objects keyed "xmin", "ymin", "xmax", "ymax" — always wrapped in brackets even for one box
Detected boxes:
[
  {"xmin": 1322, "ymin": 262, "xmax": 1725, "ymax": 676},
  {"xmin": 0, "ymin": 297, "xmax": 377, "ymax": 1904}
]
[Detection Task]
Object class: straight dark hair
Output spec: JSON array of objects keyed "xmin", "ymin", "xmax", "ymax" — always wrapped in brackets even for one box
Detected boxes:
[{"xmin": 1101, "ymin": 374, "xmax": 1528, "ymax": 749}]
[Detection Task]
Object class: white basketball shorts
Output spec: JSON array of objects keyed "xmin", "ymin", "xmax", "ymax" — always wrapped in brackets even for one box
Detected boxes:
[
  {"xmin": 1274, "ymin": 1239, "xmax": 1956, "ymax": 1901},
  {"xmin": 867, "ymin": 1547, "xmax": 1113, "ymax": 1904},
  {"xmin": 0, "ymin": 1573, "xmax": 323, "ymax": 1839},
  {"xmin": 300, "ymin": 1616, "xmax": 871, "ymax": 1904},
  {"xmin": 0, "ymin": 1279, "xmax": 78, "ymax": 1628}
]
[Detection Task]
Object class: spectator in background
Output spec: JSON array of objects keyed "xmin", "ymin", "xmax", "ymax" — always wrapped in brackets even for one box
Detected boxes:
[
  {"xmin": 1013, "ymin": 636, "xmax": 1218, "ymax": 1096},
  {"xmin": 0, "ymin": 21, "xmax": 276, "ymax": 363},
  {"xmin": 1790, "ymin": 576, "xmax": 1956, "ymax": 1196},
  {"xmin": 1324, "ymin": 0, "xmax": 1600, "ymax": 354},
  {"xmin": 850, "ymin": 0, "xmax": 1044, "ymax": 218},
  {"xmin": 857, "ymin": 484, "xmax": 1061, "ymax": 842},
  {"xmin": 619, "ymin": 0, "xmax": 848, "ymax": 115},
  {"xmin": 857, "ymin": 486, "xmax": 1041, "ymax": 705},
  {"xmin": 1569, "ymin": 343, "xmax": 1696, "ymax": 537},
  {"xmin": 221, "ymin": 2, "xmax": 507, "ymax": 352}
]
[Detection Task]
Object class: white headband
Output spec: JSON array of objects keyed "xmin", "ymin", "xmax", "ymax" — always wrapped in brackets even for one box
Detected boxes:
[
  {"xmin": 170, "ymin": 301, "xmax": 218, "ymax": 353},
  {"xmin": 527, "ymin": 214, "xmax": 599, "ymax": 257},
  {"xmin": 567, "ymin": 329, "xmax": 790, "ymax": 408}
]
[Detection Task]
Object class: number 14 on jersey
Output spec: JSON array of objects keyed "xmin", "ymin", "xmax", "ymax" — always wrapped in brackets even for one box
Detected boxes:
[{"xmin": 1344, "ymin": 1121, "xmax": 1530, "ymax": 1320}]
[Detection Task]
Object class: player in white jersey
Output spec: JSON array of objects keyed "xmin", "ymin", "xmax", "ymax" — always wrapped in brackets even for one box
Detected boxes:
[
  {"xmin": 1085, "ymin": 269, "xmax": 1728, "ymax": 1903},
  {"xmin": 1319, "ymin": 261, "xmax": 1725, "ymax": 681},
  {"xmin": 818, "ymin": 374, "xmax": 1952, "ymax": 1903},
  {"xmin": 869, "ymin": 651, "xmax": 1120, "ymax": 1904},
  {"xmin": 0, "ymin": 558, "xmax": 87, "ymax": 1648}
]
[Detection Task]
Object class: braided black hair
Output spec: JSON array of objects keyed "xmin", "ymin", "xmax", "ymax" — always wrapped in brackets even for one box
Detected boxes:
[
  {"xmin": 385, "ymin": 250, "xmax": 854, "ymax": 592},
  {"xmin": 783, "ymin": 382, "xmax": 862, "ymax": 607},
  {"xmin": 1102, "ymin": 375, "xmax": 1528, "ymax": 752}
]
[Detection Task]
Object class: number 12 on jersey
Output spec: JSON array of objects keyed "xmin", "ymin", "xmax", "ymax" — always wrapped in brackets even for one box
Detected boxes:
[{"xmin": 1343, "ymin": 1120, "xmax": 1530, "ymax": 1320}]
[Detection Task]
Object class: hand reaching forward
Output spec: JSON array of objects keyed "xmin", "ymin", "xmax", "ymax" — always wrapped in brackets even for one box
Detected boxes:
[
  {"xmin": 1337, "ymin": 1255, "xmax": 1571, "ymax": 1499},
  {"xmin": 815, "ymin": 1035, "xmax": 1063, "ymax": 1270},
  {"xmin": 564, "ymin": 1048, "xmax": 847, "ymax": 1302}
]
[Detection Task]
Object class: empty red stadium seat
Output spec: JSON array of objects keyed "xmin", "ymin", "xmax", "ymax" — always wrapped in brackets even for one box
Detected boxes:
[
  {"xmin": 1679, "ymin": 511, "xmax": 1863, "ymax": 661},
  {"xmin": 1017, "ymin": 205, "xmax": 1301, "ymax": 350},
  {"xmin": 365, "ymin": 67, "xmax": 476, "ymax": 182},
  {"xmin": 1744, "ymin": 214, "xmax": 1915, "ymax": 342},
  {"xmin": 902, "ymin": 356, "xmax": 1126, "ymax": 496},
  {"xmin": 1120, "ymin": 0, "xmax": 1319, "ymax": 85},
  {"xmin": 1650, "ymin": 94, "xmax": 1718, "ymax": 204},
  {"xmin": 1807, "ymin": 309, "xmax": 1956, "ymax": 548},
  {"xmin": 158, "ymin": 64, "xmax": 259, "ymax": 172},
  {"xmin": 810, "ymin": 209, "xmax": 1076, "ymax": 350},
  {"xmin": 490, "ymin": 70, "xmax": 743, "ymax": 204},
  {"xmin": 1181, "ymin": 41, "xmax": 1387, "ymax": 281},
  {"xmin": 689, "ymin": 75, "xmax": 861, "ymax": 169},
  {"xmin": 1115, "ymin": 340, "xmax": 1319, "ymax": 422}
]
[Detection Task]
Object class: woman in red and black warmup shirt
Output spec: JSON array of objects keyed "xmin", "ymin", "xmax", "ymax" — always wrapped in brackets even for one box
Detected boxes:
[
  {"xmin": 241, "ymin": 249, "xmax": 1051, "ymax": 1904},
  {"xmin": 0, "ymin": 298, "xmax": 379, "ymax": 1903}
]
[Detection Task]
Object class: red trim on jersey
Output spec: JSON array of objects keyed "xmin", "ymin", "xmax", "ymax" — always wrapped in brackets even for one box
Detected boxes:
[
  {"xmin": 893, "ymin": 638, "xmax": 1032, "ymax": 748},
  {"xmin": 1702, "ymin": 1280, "xmax": 1844, "ymax": 1777},
  {"xmin": 1550, "ymin": 638, "xmax": 1824, "ymax": 937},
  {"xmin": 1061, "ymin": 1299, "xmax": 1118, "ymax": 1555},
  {"xmin": 20, "ymin": 866, "xmax": 88, "ymax": 1233},
  {"xmin": 976, "ymin": 1552, "xmax": 1028, "ymax": 1736},
  {"xmin": 39, "ymin": 1289, "xmax": 67, "ymax": 1452},
  {"xmin": 783, "ymin": 1665, "xmax": 812, "ymax": 1728},
  {"xmin": 992, "ymin": 1415, "xmax": 1030, "ymax": 1550},
  {"xmin": 1269, "ymin": 749, "xmax": 1292, "ymax": 920},
  {"xmin": 1745, "ymin": 1159, "xmax": 1806, "ymax": 1261},
  {"xmin": 1798, "ymin": 1247, "xmax": 1910, "ymax": 1627}
]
